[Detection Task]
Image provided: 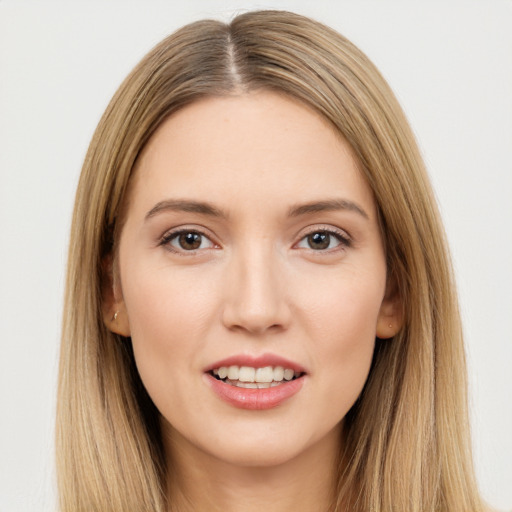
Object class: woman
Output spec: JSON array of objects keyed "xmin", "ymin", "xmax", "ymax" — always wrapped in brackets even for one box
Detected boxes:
[{"xmin": 57, "ymin": 10, "xmax": 486, "ymax": 512}]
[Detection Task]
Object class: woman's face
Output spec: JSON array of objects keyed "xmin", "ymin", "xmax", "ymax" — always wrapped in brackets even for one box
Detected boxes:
[{"xmin": 110, "ymin": 91, "xmax": 400, "ymax": 468}]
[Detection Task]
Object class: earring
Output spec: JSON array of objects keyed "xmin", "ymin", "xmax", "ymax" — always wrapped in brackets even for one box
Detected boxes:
[
  {"xmin": 112, "ymin": 311, "xmax": 119, "ymax": 322},
  {"xmin": 388, "ymin": 323, "xmax": 392, "ymax": 329}
]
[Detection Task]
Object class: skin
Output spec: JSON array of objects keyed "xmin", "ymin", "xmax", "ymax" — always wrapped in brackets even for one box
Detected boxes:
[{"xmin": 105, "ymin": 91, "xmax": 401, "ymax": 511}]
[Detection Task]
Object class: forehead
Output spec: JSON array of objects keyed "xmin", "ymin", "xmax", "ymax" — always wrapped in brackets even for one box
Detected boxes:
[{"xmin": 129, "ymin": 91, "xmax": 376, "ymax": 218}]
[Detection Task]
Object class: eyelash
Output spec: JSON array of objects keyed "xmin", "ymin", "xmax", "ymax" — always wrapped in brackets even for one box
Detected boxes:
[{"xmin": 159, "ymin": 226, "xmax": 352, "ymax": 254}]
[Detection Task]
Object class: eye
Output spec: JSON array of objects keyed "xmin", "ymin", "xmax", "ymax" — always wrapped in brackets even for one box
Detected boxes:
[
  {"xmin": 161, "ymin": 230, "xmax": 215, "ymax": 252},
  {"xmin": 296, "ymin": 229, "xmax": 351, "ymax": 251}
]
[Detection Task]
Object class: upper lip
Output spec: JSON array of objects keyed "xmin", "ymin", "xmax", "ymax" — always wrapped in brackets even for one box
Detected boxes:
[{"xmin": 204, "ymin": 353, "xmax": 307, "ymax": 374}]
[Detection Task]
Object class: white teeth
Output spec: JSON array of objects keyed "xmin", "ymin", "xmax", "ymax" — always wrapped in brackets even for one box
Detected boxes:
[
  {"xmin": 273, "ymin": 366, "xmax": 284, "ymax": 381},
  {"xmin": 239, "ymin": 366, "xmax": 256, "ymax": 382},
  {"xmin": 227, "ymin": 381, "xmax": 272, "ymax": 389},
  {"xmin": 283, "ymin": 369, "xmax": 294, "ymax": 381},
  {"xmin": 235, "ymin": 381, "xmax": 258, "ymax": 389},
  {"xmin": 212, "ymin": 365, "xmax": 302, "ymax": 385},
  {"xmin": 227, "ymin": 365, "xmax": 239, "ymax": 380},
  {"xmin": 255, "ymin": 366, "xmax": 274, "ymax": 383}
]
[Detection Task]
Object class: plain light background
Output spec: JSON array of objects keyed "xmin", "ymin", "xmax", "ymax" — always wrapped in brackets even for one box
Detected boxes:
[{"xmin": 1, "ymin": 1, "xmax": 511, "ymax": 511}]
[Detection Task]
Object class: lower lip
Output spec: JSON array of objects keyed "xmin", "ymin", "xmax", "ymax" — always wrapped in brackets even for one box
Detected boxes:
[{"xmin": 205, "ymin": 373, "xmax": 305, "ymax": 410}]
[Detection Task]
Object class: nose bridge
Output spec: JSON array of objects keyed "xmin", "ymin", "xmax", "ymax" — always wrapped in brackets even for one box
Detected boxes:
[{"xmin": 223, "ymin": 237, "xmax": 289, "ymax": 334}]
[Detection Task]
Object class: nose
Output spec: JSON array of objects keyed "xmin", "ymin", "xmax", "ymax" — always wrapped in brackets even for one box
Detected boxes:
[{"xmin": 221, "ymin": 244, "xmax": 291, "ymax": 335}]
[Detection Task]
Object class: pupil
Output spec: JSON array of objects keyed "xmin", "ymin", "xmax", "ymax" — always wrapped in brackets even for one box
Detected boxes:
[
  {"xmin": 308, "ymin": 232, "xmax": 329, "ymax": 250},
  {"xmin": 179, "ymin": 232, "xmax": 201, "ymax": 250}
]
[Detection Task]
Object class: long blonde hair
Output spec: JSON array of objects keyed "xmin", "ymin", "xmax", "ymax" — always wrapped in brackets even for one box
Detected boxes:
[{"xmin": 57, "ymin": 10, "xmax": 484, "ymax": 511}]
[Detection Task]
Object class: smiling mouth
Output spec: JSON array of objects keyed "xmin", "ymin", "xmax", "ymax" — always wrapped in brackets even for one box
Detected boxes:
[{"xmin": 209, "ymin": 365, "xmax": 304, "ymax": 389}]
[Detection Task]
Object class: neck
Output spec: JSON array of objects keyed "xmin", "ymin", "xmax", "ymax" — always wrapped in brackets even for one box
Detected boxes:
[{"xmin": 164, "ymin": 425, "xmax": 341, "ymax": 512}]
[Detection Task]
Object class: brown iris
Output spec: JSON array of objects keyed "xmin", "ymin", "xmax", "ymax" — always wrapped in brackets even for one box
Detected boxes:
[
  {"xmin": 178, "ymin": 232, "xmax": 202, "ymax": 250},
  {"xmin": 307, "ymin": 232, "xmax": 331, "ymax": 250}
]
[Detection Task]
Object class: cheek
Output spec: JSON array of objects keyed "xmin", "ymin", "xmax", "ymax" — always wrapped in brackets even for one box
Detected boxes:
[
  {"xmin": 124, "ymin": 262, "xmax": 218, "ymax": 336},
  {"xmin": 295, "ymin": 264, "xmax": 385, "ymax": 342},
  {"xmin": 294, "ymin": 267, "xmax": 385, "ymax": 405},
  {"xmin": 120, "ymin": 262, "xmax": 221, "ymax": 394}
]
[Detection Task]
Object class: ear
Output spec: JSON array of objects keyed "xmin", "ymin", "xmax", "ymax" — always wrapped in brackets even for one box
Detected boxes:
[
  {"xmin": 376, "ymin": 274, "xmax": 403, "ymax": 339},
  {"xmin": 101, "ymin": 254, "xmax": 131, "ymax": 337}
]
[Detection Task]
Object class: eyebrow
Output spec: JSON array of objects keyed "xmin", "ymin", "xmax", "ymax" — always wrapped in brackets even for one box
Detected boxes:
[
  {"xmin": 145, "ymin": 197, "xmax": 369, "ymax": 222},
  {"xmin": 145, "ymin": 199, "xmax": 227, "ymax": 221},
  {"xmin": 287, "ymin": 199, "xmax": 369, "ymax": 220}
]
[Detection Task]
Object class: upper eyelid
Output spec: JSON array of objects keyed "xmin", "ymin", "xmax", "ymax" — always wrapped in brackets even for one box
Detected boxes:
[
  {"xmin": 160, "ymin": 224, "xmax": 216, "ymax": 239},
  {"xmin": 296, "ymin": 224, "xmax": 351, "ymax": 240}
]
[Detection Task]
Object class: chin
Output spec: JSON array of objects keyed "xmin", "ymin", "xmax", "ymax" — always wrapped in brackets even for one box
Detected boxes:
[
  {"xmin": 167, "ymin": 416, "xmax": 342, "ymax": 471},
  {"xmin": 203, "ymin": 437, "xmax": 312, "ymax": 468}
]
